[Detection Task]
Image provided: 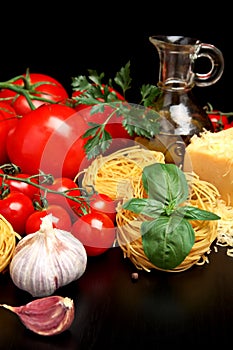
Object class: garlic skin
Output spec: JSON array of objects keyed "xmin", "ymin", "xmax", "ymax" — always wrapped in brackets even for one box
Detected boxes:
[
  {"xmin": 0, "ymin": 295, "xmax": 75, "ymax": 336},
  {"xmin": 9, "ymin": 215, "xmax": 87, "ymax": 297}
]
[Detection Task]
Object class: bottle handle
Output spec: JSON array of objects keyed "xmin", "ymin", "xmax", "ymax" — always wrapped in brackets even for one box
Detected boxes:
[{"xmin": 194, "ymin": 43, "xmax": 224, "ymax": 87}]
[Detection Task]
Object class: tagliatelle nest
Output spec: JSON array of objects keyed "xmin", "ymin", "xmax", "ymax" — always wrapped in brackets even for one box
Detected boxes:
[{"xmin": 76, "ymin": 145, "xmax": 228, "ymax": 273}]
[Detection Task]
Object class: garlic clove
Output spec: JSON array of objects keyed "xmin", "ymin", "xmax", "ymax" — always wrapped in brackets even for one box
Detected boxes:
[{"xmin": 0, "ymin": 295, "xmax": 75, "ymax": 336}]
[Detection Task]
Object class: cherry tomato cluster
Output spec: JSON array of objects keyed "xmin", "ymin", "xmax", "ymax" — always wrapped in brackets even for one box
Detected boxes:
[
  {"xmin": 0, "ymin": 71, "xmax": 124, "ymax": 257},
  {"xmin": 0, "ymin": 167, "xmax": 117, "ymax": 256}
]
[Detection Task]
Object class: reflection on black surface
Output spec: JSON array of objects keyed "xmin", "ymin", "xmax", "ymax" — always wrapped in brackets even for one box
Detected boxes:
[{"xmin": 0, "ymin": 245, "xmax": 233, "ymax": 349}]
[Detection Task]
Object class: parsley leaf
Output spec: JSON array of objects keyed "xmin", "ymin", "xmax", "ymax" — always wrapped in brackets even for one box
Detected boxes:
[{"xmin": 71, "ymin": 61, "xmax": 162, "ymax": 159}]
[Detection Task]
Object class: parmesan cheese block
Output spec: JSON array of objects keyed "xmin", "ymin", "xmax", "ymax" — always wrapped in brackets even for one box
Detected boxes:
[{"xmin": 183, "ymin": 128, "xmax": 233, "ymax": 206}]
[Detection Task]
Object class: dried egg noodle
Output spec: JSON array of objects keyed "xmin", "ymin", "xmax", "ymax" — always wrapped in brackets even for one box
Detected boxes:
[
  {"xmin": 77, "ymin": 145, "xmax": 233, "ymax": 272},
  {"xmin": 0, "ymin": 214, "xmax": 21, "ymax": 273},
  {"xmin": 79, "ymin": 145, "xmax": 165, "ymax": 200}
]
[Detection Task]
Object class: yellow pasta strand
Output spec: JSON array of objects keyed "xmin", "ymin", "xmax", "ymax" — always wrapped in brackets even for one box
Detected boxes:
[
  {"xmin": 76, "ymin": 145, "xmax": 165, "ymax": 200},
  {"xmin": 0, "ymin": 214, "xmax": 21, "ymax": 273}
]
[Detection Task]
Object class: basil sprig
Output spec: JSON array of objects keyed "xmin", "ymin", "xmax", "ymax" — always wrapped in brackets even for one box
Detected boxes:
[{"xmin": 122, "ymin": 163, "xmax": 220, "ymax": 270}]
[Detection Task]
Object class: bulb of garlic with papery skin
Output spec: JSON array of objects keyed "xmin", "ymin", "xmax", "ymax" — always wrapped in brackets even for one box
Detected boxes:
[{"xmin": 9, "ymin": 214, "xmax": 87, "ymax": 297}]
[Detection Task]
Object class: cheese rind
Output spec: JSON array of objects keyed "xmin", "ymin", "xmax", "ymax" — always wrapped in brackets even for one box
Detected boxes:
[{"xmin": 183, "ymin": 128, "xmax": 233, "ymax": 206}]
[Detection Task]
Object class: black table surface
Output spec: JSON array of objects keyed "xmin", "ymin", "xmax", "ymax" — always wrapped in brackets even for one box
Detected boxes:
[{"xmin": 0, "ymin": 243, "xmax": 232, "ymax": 350}]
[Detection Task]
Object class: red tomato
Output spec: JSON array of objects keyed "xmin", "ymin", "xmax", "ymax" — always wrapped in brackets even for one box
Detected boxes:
[
  {"xmin": 208, "ymin": 112, "xmax": 229, "ymax": 132},
  {"xmin": 0, "ymin": 169, "xmax": 4, "ymax": 187},
  {"xmin": 6, "ymin": 104, "xmax": 88, "ymax": 178},
  {"xmin": 67, "ymin": 191, "xmax": 117, "ymax": 221},
  {"xmin": 0, "ymin": 102, "xmax": 18, "ymax": 164},
  {"xmin": 5, "ymin": 173, "xmax": 40, "ymax": 200},
  {"xmin": 66, "ymin": 190, "xmax": 89, "ymax": 219},
  {"xmin": 42, "ymin": 177, "xmax": 82, "ymax": 220},
  {"xmin": 0, "ymin": 73, "xmax": 69, "ymax": 116},
  {"xmin": 71, "ymin": 212, "xmax": 116, "ymax": 256},
  {"xmin": 25, "ymin": 204, "xmax": 72, "ymax": 234},
  {"xmin": 0, "ymin": 191, "xmax": 35, "ymax": 235},
  {"xmin": 89, "ymin": 193, "xmax": 117, "ymax": 222},
  {"xmin": 224, "ymin": 122, "xmax": 233, "ymax": 129}
]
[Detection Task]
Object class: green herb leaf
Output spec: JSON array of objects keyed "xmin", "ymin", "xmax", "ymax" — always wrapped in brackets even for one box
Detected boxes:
[
  {"xmin": 122, "ymin": 198, "xmax": 166, "ymax": 218},
  {"xmin": 71, "ymin": 75, "xmax": 92, "ymax": 91},
  {"xmin": 83, "ymin": 127, "xmax": 112, "ymax": 159},
  {"xmin": 114, "ymin": 61, "xmax": 132, "ymax": 96},
  {"xmin": 70, "ymin": 62, "xmax": 164, "ymax": 159},
  {"xmin": 141, "ymin": 215, "xmax": 195, "ymax": 270},
  {"xmin": 175, "ymin": 206, "xmax": 220, "ymax": 221},
  {"xmin": 142, "ymin": 163, "xmax": 189, "ymax": 206},
  {"xmin": 87, "ymin": 69, "xmax": 105, "ymax": 86},
  {"xmin": 140, "ymin": 84, "xmax": 162, "ymax": 107},
  {"xmin": 121, "ymin": 104, "xmax": 160, "ymax": 138}
]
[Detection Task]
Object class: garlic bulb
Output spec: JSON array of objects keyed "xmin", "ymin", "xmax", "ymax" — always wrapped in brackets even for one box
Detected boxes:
[
  {"xmin": 9, "ymin": 214, "xmax": 87, "ymax": 297},
  {"xmin": 0, "ymin": 295, "xmax": 75, "ymax": 336}
]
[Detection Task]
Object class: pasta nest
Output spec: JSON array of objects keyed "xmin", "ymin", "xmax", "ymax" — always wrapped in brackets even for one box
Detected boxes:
[
  {"xmin": 0, "ymin": 214, "xmax": 21, "ymax": 273},
  {"xmin": 77, "ymin": 145, "xmax": 229, "ymax": 273}
]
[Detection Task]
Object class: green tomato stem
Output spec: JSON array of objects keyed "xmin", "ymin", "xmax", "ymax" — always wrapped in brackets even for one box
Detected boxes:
[{"xmin": 0, "ymin": 172, "xmax": 88, "ymax": 204}]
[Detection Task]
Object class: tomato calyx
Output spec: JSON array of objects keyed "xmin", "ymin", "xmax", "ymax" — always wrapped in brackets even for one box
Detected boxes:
[{"xmin": 0, "ymin": 68, "xmax": 68, "ymax": 113}]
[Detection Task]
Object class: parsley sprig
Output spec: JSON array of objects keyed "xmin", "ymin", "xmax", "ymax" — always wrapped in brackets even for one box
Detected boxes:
[{"xmin": 71, "ymin": 61, "xmax": 162, "ymax": 159}]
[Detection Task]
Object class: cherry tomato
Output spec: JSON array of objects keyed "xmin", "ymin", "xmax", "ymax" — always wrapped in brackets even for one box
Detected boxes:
[
  {"xmin": 0, "ymin": 191, "xmax": 35, "ymax": 235},
  {"xmin": 89, "ymin": 193, "xmax": 117, "ymax": 222},
  {"xmin": 208, "ymin": 112, "xmax": 229, "ymax": 132},
  {"xmin": 0, "ymin": 73, "xmax": 69, "ymax": 116},
  {"xmin": 0, "ymin": 169, "xmax": 4, "ymax": 187},
  {"xmin": 42, "ymin": 177, "xmax": 82, "ymax": 220},
  {"xmin": 67, "ymin": 191, "xmax": 117, "ymax": 221},
  {"xmin": 0, "ymin": 102, "xmax": 18, "ymax": 165},
  {"xmin": 66, "ymin": 190, "xmax": 89, "ymax": 219},
  {"xmin": 5, "ymin": 173, "xmax": 40, "ymax": 201},
  {"xmin": 224, "ymin": 122, "xmax": 233, "ymax": 129},
  {"xmin": 25, "ymin": 204, "xmax": 72, "ymax": 235},
  {"xmin": 71, "ymin": 212, "xmax": 116, "ymax": 256},
  {"xmin": 6, "ymin": 104, "xmax": 88, "ymax": 178}
]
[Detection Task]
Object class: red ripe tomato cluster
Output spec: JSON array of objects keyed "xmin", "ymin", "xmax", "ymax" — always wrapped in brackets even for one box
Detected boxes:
[
  {"xmin": 0, "ymin": 71, "xmax": 123, "ymax": 256},
  {"xmin": 0, "ymin": 167, "xmax": 117, "ymax": 256}
]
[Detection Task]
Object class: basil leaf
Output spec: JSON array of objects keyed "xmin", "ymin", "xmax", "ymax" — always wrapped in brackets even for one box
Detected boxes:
[
  {"xmin": 122, "ymin": 198, "xmax": 166, "ymax": 218},
  {"xmin": 141, "ymin": 215, "xmax": 195, "ymax": 270},
  {"xmin": 142, "ymin": 163, "xmax": 189, "ymax": 206},
  {"xmin": 176, "ymin": 206, "xmax": 221, "ymax": 221}
]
